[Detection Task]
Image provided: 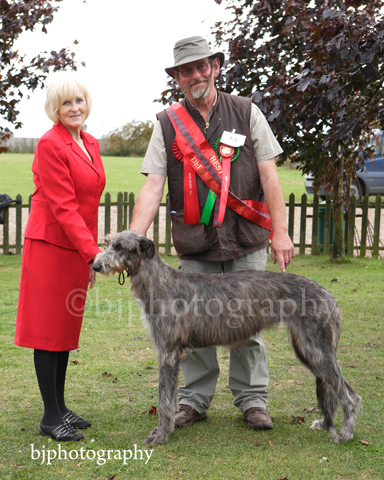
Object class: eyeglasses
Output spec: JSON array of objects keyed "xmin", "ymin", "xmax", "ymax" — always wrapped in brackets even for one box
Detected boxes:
[{"xmin": 177, "ymin": 62, "xmax": 211, "ymax": 78}]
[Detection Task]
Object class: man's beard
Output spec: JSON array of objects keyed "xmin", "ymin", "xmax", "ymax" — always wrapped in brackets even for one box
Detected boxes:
[{"xmin": 188, "ymin": 79, "xmax": 210, "ymax": 100}]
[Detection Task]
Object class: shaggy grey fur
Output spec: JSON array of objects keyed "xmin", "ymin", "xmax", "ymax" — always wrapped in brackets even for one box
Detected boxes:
[{"xmin": 93, "ymin": 230, "xmax": 361, "ymax": 445}]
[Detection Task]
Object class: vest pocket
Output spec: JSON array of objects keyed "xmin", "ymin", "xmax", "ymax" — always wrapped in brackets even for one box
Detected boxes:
[
  {"xmin": 236, "ymin": 215, "xmax": 270, "ymax": 247},
  {"xmin": 170, "ymin": 211, "xmax": 209, "ymax": 255}
]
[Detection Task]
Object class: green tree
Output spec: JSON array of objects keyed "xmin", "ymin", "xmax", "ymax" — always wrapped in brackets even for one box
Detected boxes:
[
  {"xmin": 157, "ymin": 0, "xmax": 384, "ymax": 258},
  {"xmin": 212, "ymin": 0, "xmax": 384, "ymax": 258},
  {"xmin": 0, "ymin": 0, "xmax": 78, "ymax": 152},
  {"xmin": 105, "ymin": 120, "xmax": 154, "ymax": 157}
]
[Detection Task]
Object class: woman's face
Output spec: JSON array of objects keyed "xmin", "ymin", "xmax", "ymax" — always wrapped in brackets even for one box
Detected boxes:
[{"xmin": 58, "ymin": 91, "xmax": 87, "ymax": 131}]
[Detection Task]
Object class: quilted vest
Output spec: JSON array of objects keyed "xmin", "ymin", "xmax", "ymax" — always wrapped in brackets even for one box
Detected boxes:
[{"xmin": 157, "ymin": 91, "xmax": 270, "ymax": 261}]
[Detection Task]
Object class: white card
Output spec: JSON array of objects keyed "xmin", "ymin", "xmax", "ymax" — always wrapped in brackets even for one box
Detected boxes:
[{"xmin": 221, "ymin": 130, "xmax": 246, "ymax": 148}]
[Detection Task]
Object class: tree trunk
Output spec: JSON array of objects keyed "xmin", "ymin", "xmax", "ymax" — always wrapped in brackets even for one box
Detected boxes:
[{"xmin": 332, "ymin": 156, "xmax": 345, "ymax": 259}]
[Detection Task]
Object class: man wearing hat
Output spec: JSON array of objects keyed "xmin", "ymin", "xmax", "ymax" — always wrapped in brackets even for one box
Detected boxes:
[{"xmin": 130, "ymin": 36, "xmax": 294, "ymax": 431}]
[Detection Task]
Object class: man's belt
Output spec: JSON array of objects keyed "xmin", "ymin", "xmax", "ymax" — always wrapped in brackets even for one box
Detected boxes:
[{"xmin": 165, "ymin": 102, "xmax": 272, "ymax": 232}]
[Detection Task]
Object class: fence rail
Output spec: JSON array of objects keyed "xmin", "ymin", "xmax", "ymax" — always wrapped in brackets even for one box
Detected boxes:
[{"xmin": 1, "ymin": 192, "xmax": 383, "ymax": 257}]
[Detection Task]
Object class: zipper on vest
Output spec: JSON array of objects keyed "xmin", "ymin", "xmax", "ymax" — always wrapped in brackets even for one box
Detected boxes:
[{"xmin": 204, "ymin": 122, "xmax": 209, "ymax": 133}]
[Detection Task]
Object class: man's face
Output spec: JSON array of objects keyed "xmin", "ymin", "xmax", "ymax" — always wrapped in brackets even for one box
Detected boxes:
[{"xmin": 173, "ymin": 57, "xmax": 220, "ymax": 100}]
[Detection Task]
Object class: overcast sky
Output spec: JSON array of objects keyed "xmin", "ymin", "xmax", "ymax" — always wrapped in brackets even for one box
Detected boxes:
[{"xmin": 8, "ymin": 0, "xmax": 230, "ymax": 139}]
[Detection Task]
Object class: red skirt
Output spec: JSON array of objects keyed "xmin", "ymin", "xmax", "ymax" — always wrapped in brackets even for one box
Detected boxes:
[{"xmin": 15, "ymin": 239, "xmax": 90, "ymax": 351}]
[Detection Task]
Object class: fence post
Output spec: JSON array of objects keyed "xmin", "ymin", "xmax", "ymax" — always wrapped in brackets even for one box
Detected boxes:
[
  {"xmin": 123, "ymin": 192, "xmax": 128, "ymax": 230},
  {"xmin": 347, "ymin": 196, "xmax": 356, "ymax": 257},
  {"xmin": 3, "ymin": 207, "xmax": 9, "ymax": 254},
  {"xmin": 311, "ymin": 193, "xmax": 319, "ymax": 254},
  {"xmin": 104, "ymin": 192, "xmax": 111, "ymax": 236},
  {"xmin": 165, "ymin": 209, "xmax": 172, "ymax": 255},
  {"xmin": 117, "ymin": 192, "xmax": 123, "ymax": 232},
  {"xmin": 360, "ymin": 195, "xmax": 369, "ymax": 257},
  {"xmin": 153, "ymin": 210, "xmax": 160, "ymax": 249},
  {"xmin": 372, "ymin": 195, "xmax": 381, "ymax": 258},
  {"xmin": 299, "ymin": 194, "xmax": 307, "ymax": 255},
  {"xmin": 288, "ymin": 193, "xmax": 295, "ymax": 241},
  {"xmin": 16, "ymin": 194, "xmax": 22, "ymax": 254},
  {"xmin": 128, "ymin": 192, "xmax": 135, "ymax": 226},
  {"xmin": 323, "ymin": 195, "xmax": 332, "ymax": 255}
]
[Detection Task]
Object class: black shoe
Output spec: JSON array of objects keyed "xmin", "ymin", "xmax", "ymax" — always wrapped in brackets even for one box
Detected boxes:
[
  {"xmin": 62, "ymin": 410, "xmax": 91, "ymax": 429},
  {"xmin": 40, "ymin": 421, "xmax": 84, "ymax": 442}
]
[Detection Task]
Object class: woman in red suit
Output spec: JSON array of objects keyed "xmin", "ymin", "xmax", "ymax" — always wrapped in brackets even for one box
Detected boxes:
[{"xmin": 15, "ymin": 76, "xmax": 106, "ymax": 442}]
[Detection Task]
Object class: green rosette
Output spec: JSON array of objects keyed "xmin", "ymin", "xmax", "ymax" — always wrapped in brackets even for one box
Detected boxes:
[{"xmin": 200, "ymin": 139, "xmax": 240, "ymax": 225}]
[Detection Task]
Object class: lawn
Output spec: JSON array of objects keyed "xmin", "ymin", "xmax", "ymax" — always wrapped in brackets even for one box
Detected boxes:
[
  {"xmin": 0, "ymin": 153, "xmax": 306, "ymax": 203},
  {"xmin": 1, "ymin": 254, "xmax": 383, "ymax": 479}
]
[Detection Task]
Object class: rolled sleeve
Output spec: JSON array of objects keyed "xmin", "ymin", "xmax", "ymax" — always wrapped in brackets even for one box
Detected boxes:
[
  {"xmin": 250, "ymin": 104, "xmax": 283, "ymax": 163},
  {"xmin": 141, "ymin": 121, "xmax": 167, "ymax": 176}
]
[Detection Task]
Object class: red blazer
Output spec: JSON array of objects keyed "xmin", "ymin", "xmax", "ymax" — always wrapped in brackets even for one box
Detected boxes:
[{"xmin": 24, "ymin": 122, "xmax": 106, "ymax": 263}]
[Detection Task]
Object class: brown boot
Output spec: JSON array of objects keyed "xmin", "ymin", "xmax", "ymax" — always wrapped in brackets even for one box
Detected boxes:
[
  {"xmin": 174, "ymin": 404, "xmax": 207, "ymax": 428},
  {"xmin": 244, "ymin": 407, "xmax": 273, "ymax": 430}
]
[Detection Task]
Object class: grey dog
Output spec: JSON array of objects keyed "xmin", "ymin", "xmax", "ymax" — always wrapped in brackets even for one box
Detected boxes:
[{"xmin": 92, "ymin": 230, "xmax": 361, "ymax": 445}]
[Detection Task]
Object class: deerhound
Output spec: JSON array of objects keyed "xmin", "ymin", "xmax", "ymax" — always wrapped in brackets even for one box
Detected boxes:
[{"xmin": 92, "ymin": 230, "xmax": 361, "ymax": 445}]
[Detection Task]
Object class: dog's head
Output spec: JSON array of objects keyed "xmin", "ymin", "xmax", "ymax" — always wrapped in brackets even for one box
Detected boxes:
[{"xmin": 92, "ymin": 230, "xmax": 155, "ymax": 276}]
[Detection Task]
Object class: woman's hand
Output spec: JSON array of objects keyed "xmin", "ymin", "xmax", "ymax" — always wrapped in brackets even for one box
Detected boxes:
[{"xmin": 89, "ymin": 265, "xmax": 96, "ymax": 288}]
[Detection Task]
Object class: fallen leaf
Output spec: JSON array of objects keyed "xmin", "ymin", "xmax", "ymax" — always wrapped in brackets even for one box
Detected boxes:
[
  {"xmin": 70, "ymin": 360, "xmax": 79, "ymax": 365},
  {"xmin": 292, "ymin": 416, "xmax": 305, "ymax": 423},
  {"xmin": 331, "ymin": 277, "xmax": 338, "ymax": 282},
  {"xmin": 20, "ymin": 427, "xmax": 26, "ymax": 431},
  {"xmin": 296, "ymin": 380, "xmax": 303, "ymax": 385},
  {"xmin": 268, "ymin": 440, "xmax": 273, "ymax": 447},
  {"xmin": 102, "ymin": 372, "xmax": 113, "ymax": 377},
  {"xmin": 146, "ymin": 365, "xmax": 155, "ymax": 370},
  {"xmin": 169, "ymin": 455, "xmax": 176, "ymax": 459},
  {"xmin": 107, "ymin": 476, "xmax": 117, "ymax": 480},
  {"xmin": 352, "ymin": 288, "xmax": 357, "ymax": 292},
  {"xmin": 359, "ymin": 440, "xmax": 369, "ymax": 446},
  {"xmin": 136, "ymin": 372, "xmax": 143, "ymax": 376},
  {"xmin": 149, "ymin": 406, "xmax": 157, "ymax": 414},
  {"xmin": 221, "ymin": 388, "xmax": 231, "ymax": 393},
  {"xmin": 77, "ymin": 462, "xmax": 82, "ymax": 467},
  {"xmin": 303, "ymin": 407, "xmax": 316, "ymax": 412},
  {"xmin": 112, "ymin": 378, "xmax": 118, "ymax": 383}
]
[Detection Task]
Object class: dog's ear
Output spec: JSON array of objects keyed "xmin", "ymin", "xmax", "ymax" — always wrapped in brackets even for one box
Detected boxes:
[{"xmin": 139, "ymin": 237, "xmax": 155, "ymax": 259}]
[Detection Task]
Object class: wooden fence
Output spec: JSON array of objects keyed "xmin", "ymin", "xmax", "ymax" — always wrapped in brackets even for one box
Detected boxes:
[{"xmin": 0, "ymin": 192, "xmax": 383, "ymax": 257}]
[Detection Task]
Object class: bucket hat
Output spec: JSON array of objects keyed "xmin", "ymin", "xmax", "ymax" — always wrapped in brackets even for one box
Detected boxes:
[{"xmin": 165, "ymin": 36, "xmax": 225, "ymax": 77}]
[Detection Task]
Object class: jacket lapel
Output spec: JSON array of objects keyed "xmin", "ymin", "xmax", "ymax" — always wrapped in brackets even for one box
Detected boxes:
[{"xmin": 54, "ymin": 122, "xmax": 100, "ymax": 176}]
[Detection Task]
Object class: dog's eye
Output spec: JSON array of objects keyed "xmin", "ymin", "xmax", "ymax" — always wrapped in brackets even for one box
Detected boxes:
[{"xmin": 114, "ymin": 243, "xmax": 122, "ymax": 250}]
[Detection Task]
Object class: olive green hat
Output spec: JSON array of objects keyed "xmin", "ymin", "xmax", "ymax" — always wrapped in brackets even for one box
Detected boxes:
[{"xmin": 165, "ymin": 36, "xmax": 225, "ymax": 77}]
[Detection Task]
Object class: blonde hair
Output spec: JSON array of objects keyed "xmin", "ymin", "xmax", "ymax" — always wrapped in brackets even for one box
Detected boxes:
[{"xmin": 44, "ymin": 75, "xmax": 92, "ymax": 124}]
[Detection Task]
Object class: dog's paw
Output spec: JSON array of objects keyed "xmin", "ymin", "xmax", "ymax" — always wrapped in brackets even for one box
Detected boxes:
[
  {"xmin": 331, "ymin": 431, "xmax": 353, "ymax": 444},
  {"xmin": 310, "ymin": 419, "xmax": 324, "ymax": 431},
  {"xmin": 143, "ymin": 427, "xmax": 168, "ymax": 445},
  {"xmin": 143, "ymin": 433, "xmax": 168, "ymax": 445}
]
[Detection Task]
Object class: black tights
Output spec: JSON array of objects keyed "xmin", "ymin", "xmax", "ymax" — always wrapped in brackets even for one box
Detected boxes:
[{"xmin": 34, "ymin": 349, "xmax": 70, "ymax": 426}]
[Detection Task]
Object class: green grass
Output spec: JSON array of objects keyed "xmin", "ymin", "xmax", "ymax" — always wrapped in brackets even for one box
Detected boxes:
[
  {"xmin": 1, "ymin": 255, "xmax": 383, "ymax": 479},
  {"xmin": 0, "ymin": 153, "xmax": 306, "ymax": 203},
  {"xmin": 0, "ymin": 153, "xmax": 147, "ymax": 202}
]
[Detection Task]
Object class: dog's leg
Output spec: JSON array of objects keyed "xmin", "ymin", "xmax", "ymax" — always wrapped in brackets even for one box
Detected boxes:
[
  {"xmin": 289, "ymin": 326, "xmax": 361, "ymax": 443},
  {"xmin": 329, "ymin": 376, "xmax": 362, "ymax": 443},
  {"xmin": 143, "ymin": 350, "xmax": 180, "ymax": 445},
  {"xmin": 310, "ymin": 377, "xmax": 338, "ymax": 436}
]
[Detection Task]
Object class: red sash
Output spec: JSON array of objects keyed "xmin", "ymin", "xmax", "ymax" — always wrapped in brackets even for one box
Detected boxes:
[{"xmin": 165, "ymin": 103, "xmax": 272, "ymax": 232}]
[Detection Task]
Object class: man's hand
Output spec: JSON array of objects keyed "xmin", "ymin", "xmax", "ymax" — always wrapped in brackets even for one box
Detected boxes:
[{"xmin": 270, "ymin": 231, "xmax": 295, "ymax": 272}]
